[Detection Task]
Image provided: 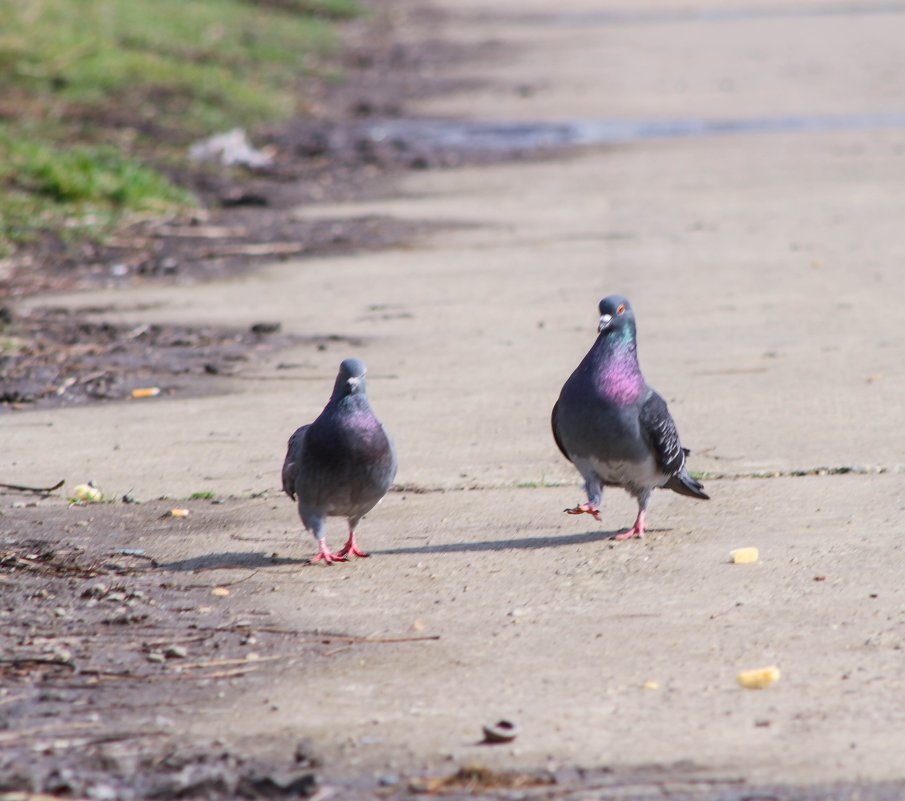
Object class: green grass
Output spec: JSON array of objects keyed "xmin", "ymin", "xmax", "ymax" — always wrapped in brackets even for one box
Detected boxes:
[
  {"xmin": 189, "ymin": 491, "xmax": 217, "ymax": 500},
  {"xmin": 0, "ymin": 0, "xmax": 359, "ymax": 254},
  {"xmin": 0, "ymin": 126, "xmax": 193, "ymax": 246}
]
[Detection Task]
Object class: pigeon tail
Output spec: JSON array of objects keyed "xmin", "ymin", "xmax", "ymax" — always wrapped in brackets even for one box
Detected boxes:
[{"xmin": 665, "ymin": 470, "xmax": 709, "ymax": 500}]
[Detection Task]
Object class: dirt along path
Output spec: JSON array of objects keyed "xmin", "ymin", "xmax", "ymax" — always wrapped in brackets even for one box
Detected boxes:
[{"xmin": 4, "ymin": 0, "xmax": 905, "ymax": 798}]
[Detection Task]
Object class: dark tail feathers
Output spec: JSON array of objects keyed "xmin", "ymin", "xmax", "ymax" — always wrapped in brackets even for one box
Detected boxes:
[{"xmin": 665, "ymin": 469, "xmax": 709, "ymax": 500}]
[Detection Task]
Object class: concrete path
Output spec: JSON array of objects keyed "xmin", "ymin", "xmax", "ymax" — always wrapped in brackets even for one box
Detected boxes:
[{"xmin": 6, "ymin": 0, "xmax": 905, "ymax": 790}]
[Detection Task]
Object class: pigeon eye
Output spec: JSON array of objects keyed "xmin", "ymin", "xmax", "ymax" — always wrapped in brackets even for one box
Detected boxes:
[{"xmin": 617, "ymin": 304, "xmax": 625, "ymax": 315}]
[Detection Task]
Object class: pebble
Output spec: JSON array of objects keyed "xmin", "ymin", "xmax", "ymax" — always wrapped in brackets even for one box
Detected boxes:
[
  {"xmin": 51, "ymin": 647, "xmax": 73, "ymax": 664},
  {"xmin": 87, "ymin": 782, "xmax": 118, "ymax": 801},
  {"xmin": 164, "ymin": 645, "xmax": 187, "ymax": 659},
  {"xmin": 82, "ymin": 582, "xmax": 109, "ymax": 599}
]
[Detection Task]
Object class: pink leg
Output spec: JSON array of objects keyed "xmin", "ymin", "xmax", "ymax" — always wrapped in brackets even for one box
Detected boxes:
[
  {"xmin": 310, "ymin": 539, "xmax": 349, "ymax": 564},
  {"xmin": 335, "ymin": 531, "xmax": 369, "ymax": 559},
  {"xmin": 564, "ymin": 502, "xmax": 602, "ymax": 522},
  {"xmin": 614, "ymin": 509, "xmax": 646, "ymax": 541}
]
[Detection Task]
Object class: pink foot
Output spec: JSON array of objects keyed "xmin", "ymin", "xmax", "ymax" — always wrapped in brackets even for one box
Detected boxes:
[
  {"xmin": 310, "ymin": 540, "xmax": 348, "ymax": 564},
  {"xmin": 335, "ymin": 532, "xmax": 369, "ymax": 559},
  {"xmin": 614, "ymin": 510, "xmax": 646, "ymax": 541},
  {"xmin": 564, "ymin": 503, "xmax": 602, "ymax": 522}
]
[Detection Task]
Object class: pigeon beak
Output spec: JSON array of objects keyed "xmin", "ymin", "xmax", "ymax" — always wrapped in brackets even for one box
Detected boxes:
[
  {"xmin": 598, "ymin": 314, "xmax": 613, "ymax": 333},
  {"xmin": 347, "ymin": 373, "xmax": 365, "ymax": 388}
]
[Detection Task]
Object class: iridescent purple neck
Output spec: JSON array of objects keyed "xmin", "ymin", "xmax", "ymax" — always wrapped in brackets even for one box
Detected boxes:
[
  {"xmin": 595, "ymin": 332, "xmax": 645, "ymax": 405},
  {"xmin": 340, "ymin": 395, "xmax": 380, "ymax": 431}
]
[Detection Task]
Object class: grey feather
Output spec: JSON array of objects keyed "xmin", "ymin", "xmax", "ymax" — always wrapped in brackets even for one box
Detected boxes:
[
  {"xmin": 282, "ymin": 358, "xmax": 397, "ymax": 559},
  {"xmin": 552, "ymin": 295, "xmax": 708, "ymax": 536}
]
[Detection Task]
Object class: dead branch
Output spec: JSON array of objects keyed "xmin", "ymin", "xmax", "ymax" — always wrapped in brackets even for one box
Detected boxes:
[{"xmin": 0, "ymin": 478, "xmax": 65, "ymax": 494}]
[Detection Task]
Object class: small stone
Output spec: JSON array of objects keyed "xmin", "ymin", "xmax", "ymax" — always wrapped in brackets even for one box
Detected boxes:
[
  {"xmin": 147, "ymin": 651, "xmax": 165, "ymax": 663},
  {"xmin": 87, "ymin": 782, "xmax": 119, "ymax": 801},
  {"xmin": 51, "ymin": 647, "xmax": 73, "ymax": 664},
  {"xmin": 82, "ymin": 582, "xmax": 108, "ymax": 599},
  {"xmin": 164, "ymin": 645, "xmax": 187, "ymax": 659},
  {"xmin": 482, "ymin": 719, "xmax": 519, "ymax": 743},
  {"xmin": 250, "ymin": 321, "xmax": 281, "ymax": 335}
]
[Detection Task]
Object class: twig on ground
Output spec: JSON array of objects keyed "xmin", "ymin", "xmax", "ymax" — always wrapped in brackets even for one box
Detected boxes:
[
  {"xmin": 0, "ymin": 478, "xmax": 65, "ymax": 494},
  {"xmin": 0, "ymin": 720, "xmax": 97, "ymax": 745},
  {"xmin": 204, "ymin": 242, "xmax": 306, "ymax": 257},
  {"xmin": 214, "ymin": 624, "xmax": 441, "ymax": 645},
  {"xmin": 0, "ymin": 656, "xmax": 76, "ymax": 671},
  {"xmin": 174, "ymin": 655, "xmax": 283, "ymax": 670}
]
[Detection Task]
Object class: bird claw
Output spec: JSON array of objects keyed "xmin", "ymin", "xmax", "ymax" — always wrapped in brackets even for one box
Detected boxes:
[
  {"xmin": 334, "ymin": 533, "xmax": 369, "ymax": 559},
  {"xmin": 614, "ymin": 511, "xmax": 646, "ymax": 541},
  {"xmin": 564, "ymin": 503, "xmax": 602, "ymax": 521},
  {"xmin": 310, "ymin": 544, "xmax": 348, "ymax": 564},
  {"xmin": 335, "ymin": 544, "xmax": 369, "ymax": 559}
]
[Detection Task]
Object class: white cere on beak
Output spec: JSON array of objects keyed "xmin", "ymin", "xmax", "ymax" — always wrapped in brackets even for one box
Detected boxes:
[
  {"xmin": 598, "ymin": 314, "xmax": 613, "ymax": 332},
  {"xmin": 348, "ymin": 375, "xmax": 363, "ymax": 388}
]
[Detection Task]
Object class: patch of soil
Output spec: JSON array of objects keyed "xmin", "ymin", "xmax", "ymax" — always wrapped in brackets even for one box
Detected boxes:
[
  {"xmin": 0, "ymin": 499, "xmax": 353, "ymax": 799},
  {"xmin": 0, "ymin": 1, "xmax": 498, "ymax": 414},
  {"xmin": 0, "ymin": 305, "xmax": 361, "ymax": 410},
  {"xmin": 0, "ymin": 3, "xmax": 490, "ymax": 303}
]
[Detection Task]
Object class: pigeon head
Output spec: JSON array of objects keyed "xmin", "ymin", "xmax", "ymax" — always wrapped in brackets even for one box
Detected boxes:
[
  {"xmin": 332, "ymin": 357, "xmax": 368, "ymax": 398},
  {"xmin": 597, "ymin": 295, "xmax": 636, "ymax": 337}
]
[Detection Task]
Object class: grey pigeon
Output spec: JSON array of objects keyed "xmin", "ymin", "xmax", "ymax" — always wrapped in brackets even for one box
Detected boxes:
[
  {"xmin": 551, "ymin": 295, "xmax": 708, "ymax": 540},
  {"xmin": 282, "ymin": 358, "xmax": 397, "ymax": 563}
]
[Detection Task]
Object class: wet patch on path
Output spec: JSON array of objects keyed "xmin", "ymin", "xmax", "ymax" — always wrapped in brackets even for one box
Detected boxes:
[{"xmin": 365, "ymin": 111, "xmax": 905, "ymax": 155}]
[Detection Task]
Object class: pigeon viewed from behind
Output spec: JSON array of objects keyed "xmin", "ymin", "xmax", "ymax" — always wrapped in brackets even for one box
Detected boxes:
[
  {"xmin": 282, "ymin": 358, "xmax": 397, "ymax": 564},
  {"xmin": 551, "ymin": 295, "xmax": 708, "ymax": 540}
]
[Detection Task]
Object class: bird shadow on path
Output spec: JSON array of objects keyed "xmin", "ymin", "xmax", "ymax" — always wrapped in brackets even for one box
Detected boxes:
[
  {"xmin": 373, "ymin": 528, "xmax": 655, "ymax": 557},
  {"xmin": 157, "ymin": 551, "xmax": 309, "ymax": 572}
]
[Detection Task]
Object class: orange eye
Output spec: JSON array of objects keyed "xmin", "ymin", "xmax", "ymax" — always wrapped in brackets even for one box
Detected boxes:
[{"xmin": 617, "ymin": 304, "xmax": 625, "ymax": 315}]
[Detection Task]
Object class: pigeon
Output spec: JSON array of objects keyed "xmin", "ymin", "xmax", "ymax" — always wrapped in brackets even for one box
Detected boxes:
[
  {"xmin": 282, "ymin": 358, "xmax": 397, "ymax": 564},
  {"xmin": 551, "ymin": 295, "xmax": 708, "ymax": 540}
]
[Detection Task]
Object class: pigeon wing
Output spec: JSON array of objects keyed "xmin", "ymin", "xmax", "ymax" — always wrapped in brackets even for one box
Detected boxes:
[
  {"xmin": 281, "ymin": 424, "xmax": 310, "ymax": 500},
  {"xmin": 638, "ymin": 391, "xmax": 685, "ymax": 476},
  {"xmin": 640, "ymin": 392, "xmax": 709, "ymax": 499},
  {"xmin": 550, "ymin": 400, "xmax": 571, "ymax": 462}
]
